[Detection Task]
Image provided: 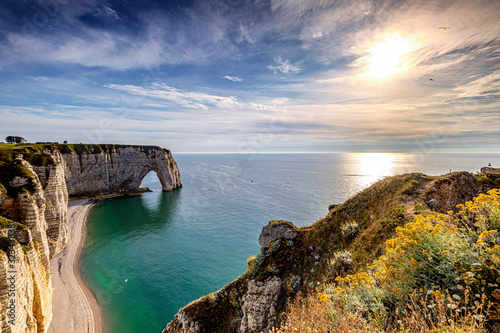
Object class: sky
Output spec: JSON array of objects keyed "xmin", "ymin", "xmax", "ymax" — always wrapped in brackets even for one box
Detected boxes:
[{"xmin": 0, "ymin": 0, "xmax": 499, "ymax": 153}]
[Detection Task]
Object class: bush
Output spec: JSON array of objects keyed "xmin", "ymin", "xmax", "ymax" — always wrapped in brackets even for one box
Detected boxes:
[
  {"xmin": 271, "ymin": 292, "xmax": 384, "ymax": 333},
  {"xmin": 341, "ymin": 221, "xmax": 359, "ymax": 240},
  {"xmin": 327, "ymin": 250, "xmax": 353, "ymax": 277}
]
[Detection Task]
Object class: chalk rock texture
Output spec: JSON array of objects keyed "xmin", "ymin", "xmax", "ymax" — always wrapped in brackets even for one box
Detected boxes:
[
  {"xmin": 259, "ymin": 221, "xmax": 297, "ymax": 249},
  {"xmin": 62, "ymin": 146, "xmax": 182, "ymax": 197},
  {"xmin": 238, "ymin": 276, "xmax": 282, "ymax": 333}
]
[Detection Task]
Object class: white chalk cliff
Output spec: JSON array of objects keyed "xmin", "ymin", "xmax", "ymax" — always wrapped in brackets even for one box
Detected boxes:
[{"xmin": 0, "ymin": 144, "xmax": 181, "ymax": 333}]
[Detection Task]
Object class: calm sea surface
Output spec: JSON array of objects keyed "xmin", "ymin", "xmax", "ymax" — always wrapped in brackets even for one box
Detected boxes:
[{"xmin": 80, "ymin": 153, "xmax": 500, "ymax": 332}]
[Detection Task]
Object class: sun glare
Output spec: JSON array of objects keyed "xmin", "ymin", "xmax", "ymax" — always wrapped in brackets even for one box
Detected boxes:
[
  {"xmin": 356, "ymin": 153, "xmax": 396, "ymax": 189},
  {"xmin": 367, "ymin": 36, "xmax": 413, "ymax": 79}
]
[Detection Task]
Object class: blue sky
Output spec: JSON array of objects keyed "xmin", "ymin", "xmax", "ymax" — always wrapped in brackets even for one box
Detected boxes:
[{"xmin": 0, "ymin": 0, "xmax": 499, "ymax": 153}]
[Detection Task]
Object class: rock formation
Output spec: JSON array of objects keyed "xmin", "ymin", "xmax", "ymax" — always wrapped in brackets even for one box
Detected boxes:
[
  {"xmin": 238, "ymin": 276, "xmax": 282, "ymax": 333},
  {"xmin": 0, "ymin": 144, "xmax": 181, "ymax": 333},
  {"xmin": 63, "ymin": 146, "xmax": 181, "ymax": 197},
  {"xmin": 32, "ymin": 151, "xmax": 69, "ymax": 257}
]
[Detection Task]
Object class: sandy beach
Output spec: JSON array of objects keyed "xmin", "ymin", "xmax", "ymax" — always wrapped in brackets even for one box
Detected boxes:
[{"xmin": 48, "ymin": 199, "xmax": 103, "ymax": 333}]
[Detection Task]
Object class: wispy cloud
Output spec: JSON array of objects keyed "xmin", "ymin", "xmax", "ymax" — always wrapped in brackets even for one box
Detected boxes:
[
  {"xmin": 236, "ymin": 25, "xmax": 255, "ymax": 44},
  {"xmin": 267, "ymin": 56, "xmax": 303, "ymax": 74},
  {"xmin": 454, "ymin": 70, "xmax": 500, "ymax": 98},
  {"xmin": 223, "ymin": 75, "xmax": 243, "ymax": 82},
  {"xmin": 105, "ymin": 82, "xmax": 242, "ymax": 110}
]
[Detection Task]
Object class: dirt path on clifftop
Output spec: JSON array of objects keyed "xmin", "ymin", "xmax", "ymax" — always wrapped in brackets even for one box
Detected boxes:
[{"xmin": 48, "ymin": 200, "xmax": 103, "ymax": 333}]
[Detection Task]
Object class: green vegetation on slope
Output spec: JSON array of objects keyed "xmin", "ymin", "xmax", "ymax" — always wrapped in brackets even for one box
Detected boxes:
[
  {"xmin": 275, "ymin": 188, "xmax": 500, "ymax": 332},
  {"xmin": 0, "ymin": 216, "xmax": 26, "ymax": 230}
]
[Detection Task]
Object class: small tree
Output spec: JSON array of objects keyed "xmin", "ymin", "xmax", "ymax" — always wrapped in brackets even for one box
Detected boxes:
[{"xmin": 5, "ymin": 136, "xmax": 27, "ymax": 144}]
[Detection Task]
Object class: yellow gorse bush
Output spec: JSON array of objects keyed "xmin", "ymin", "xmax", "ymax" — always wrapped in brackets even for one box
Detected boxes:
[
  {"xmin": 321, "ymin": 188, "xmax": 500, "ymax": 325},
  {"xmin": 458, "ymin": 188, "xmax": 500, "ymax": 230}
]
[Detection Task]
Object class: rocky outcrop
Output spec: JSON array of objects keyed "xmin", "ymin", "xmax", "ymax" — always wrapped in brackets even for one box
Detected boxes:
[
  {"xmin": 259, "ymin": 221, "xmax": 297, "ymax": 250},
  {"xmin": 239, "ymin": 276, "xmax": 282, "ymax": 333},
  {"xmin": 0, "ymin": 241, "xmax": 37, "ymax": 333},
  {"xmin": 63, "ymin": 146, "xmax": 181, "ymax": 197},
  {"xmin": 481, "ymin": 166, "xmax": 500, "ymax": 175}
]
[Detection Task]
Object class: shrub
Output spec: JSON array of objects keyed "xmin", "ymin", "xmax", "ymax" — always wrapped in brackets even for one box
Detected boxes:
[
  {"xmin": 287, "ymin": 275, "xmax": 302, "ymax": 293},
  {"xmin": 246, "ymin": 253, "xmax": 266, "ymax": 277},
  {"xmin": 271, "ymin": 292, "xmax": 384, "ymax": 333},
  {"xmin": 327, "ymin": 250, "xmax": 353, "ymax": 277},
  {"xmin": 267, "ymin": 264, "xmax": 279, "ymax": 274},
  {"xmin": 341, "ymin": 221, "xmax": 359, "ymax": 240}
]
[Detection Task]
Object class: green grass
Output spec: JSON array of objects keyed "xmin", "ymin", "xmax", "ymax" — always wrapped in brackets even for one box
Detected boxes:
[
  {"xmin": 0, "ymin": 216, "xmax": 14, "ymax": 229},
  {"xmin": 302, "ymin": 173, "xmax": 426, "ymax": 270},
  {"xmin": 0, "ymin": 144, "xmax": 54, "ymax": 166},
  {"xmin": 0, "ymin": 216, "xmax": 27, "ymax": 230},
  {"xmin": 0, "ymin": 143, "xmax": 169, "ymax": 161}
]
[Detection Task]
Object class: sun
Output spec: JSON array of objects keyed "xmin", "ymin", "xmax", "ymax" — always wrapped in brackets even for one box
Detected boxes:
[{"xmin": 367, "ymin": 35, "xmax": 413, "ymax": 79}]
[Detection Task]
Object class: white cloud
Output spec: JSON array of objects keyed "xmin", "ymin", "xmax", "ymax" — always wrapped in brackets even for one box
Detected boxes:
[
  {"xmin": 100, "ymin": 6, "xmax": 119, "ymax": 20},
  {"xmin": 3, "ymin": 31, "xmax": 169, "ymax": 71},
  {"xmin": 236, "ymin": 25, "xmax": 256, "ymax": 44},
  {"xmin": 223, "ymin": 75, "xmax": 243, "ymax": 82},
  {"xmin": 454, "ymin": 70, "xmax": 500, "ymax": 98},
  {"xmin": 105, "ymin": 82, "xmax": 242, "ymax": 110},
  {"xmin": 267, "ymin": 56, "xmax": 303, "ymax": 74}
]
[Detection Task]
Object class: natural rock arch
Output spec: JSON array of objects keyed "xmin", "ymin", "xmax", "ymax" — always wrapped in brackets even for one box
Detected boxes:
[
  {"xmin": 135, "ymin": 160, "xmax": 178, "ymax": 192},
  {"xmin": 62, "ymin": 146, "xmax": 182, "ymax": 197}
]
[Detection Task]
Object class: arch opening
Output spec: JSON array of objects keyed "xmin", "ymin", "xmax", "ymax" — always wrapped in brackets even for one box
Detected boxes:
[{"xmin": 139, "ymin": 170, "xmax": 163, "ymax": 192}]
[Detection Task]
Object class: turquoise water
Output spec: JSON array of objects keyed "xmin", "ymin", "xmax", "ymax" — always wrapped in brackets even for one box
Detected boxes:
[{"xmin": 80, "ymin": 153, "xmax": 500, "ymax": 333}]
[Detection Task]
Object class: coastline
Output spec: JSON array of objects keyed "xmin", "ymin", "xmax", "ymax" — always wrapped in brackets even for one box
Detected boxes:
[{"xmin": 48, "ymin": 199, "xmax": 104, "ymax": 333}]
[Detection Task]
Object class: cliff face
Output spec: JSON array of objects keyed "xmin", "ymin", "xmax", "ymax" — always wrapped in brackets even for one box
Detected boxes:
[
  {"xmin": 0, "ymin": 143, "xmax": 181, "ymax": 333},
  {"xmin": 63, "ymin": 146, "xmax": 182, "ymax": 197},
  {"xmin": 0, "ymin": 159, "xmax": 53, "ymax": 333},
  {"xmin": 163, "ymin": 170, "xmax": 500, "ymax": 333},
  {"xmin": 32, "ymin": 152, "xmax": 68, "ymax": 258}
]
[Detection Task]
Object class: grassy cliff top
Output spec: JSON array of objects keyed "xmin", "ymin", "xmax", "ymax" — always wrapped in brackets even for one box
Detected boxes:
[{"xmin": 0, "ymin": 143, "xmax": 170, "ymax": 166}]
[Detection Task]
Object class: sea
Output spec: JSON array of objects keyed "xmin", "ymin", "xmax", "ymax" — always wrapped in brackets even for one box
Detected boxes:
[{"xmin": 79, "ymin": 153, "xmax": 500, "ymax": 333}]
